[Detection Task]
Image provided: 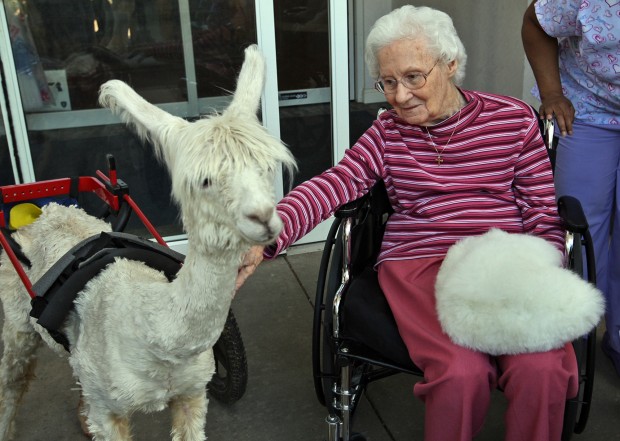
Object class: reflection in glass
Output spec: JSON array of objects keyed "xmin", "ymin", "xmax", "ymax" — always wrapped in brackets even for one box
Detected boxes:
[
  {"xmin": 27, "ymin": 124, "xmax": 178, "ymax": 236},
  {"xmin": 274, "ymin": 0, "xmax": 329, "ymax": 91},
  {"xmin": 191, "ymin": 0, "xmax": 257, "ymax": 98},
  {"xmin": 5, "ymin": 0, "xmax": 258, "ymax": 111}
]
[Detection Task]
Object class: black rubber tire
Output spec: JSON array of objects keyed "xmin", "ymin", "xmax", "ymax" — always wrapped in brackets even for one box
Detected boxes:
[
  {"xmin": 313, "ymin": 218, "xmax": 343, "ymax": 406},
  {"xmin": 207, "ymin": 310, "xmax": 248, "ymax": 404}
]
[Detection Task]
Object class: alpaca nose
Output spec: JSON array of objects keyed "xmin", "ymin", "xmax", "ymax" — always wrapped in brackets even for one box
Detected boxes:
[
  {"xmin": 239, "ymin": 205, "xmax": 282, "ymax": 243},
  {"xmin": 247, "ymin": 207, "xmax": 274, "ymax": 226}
]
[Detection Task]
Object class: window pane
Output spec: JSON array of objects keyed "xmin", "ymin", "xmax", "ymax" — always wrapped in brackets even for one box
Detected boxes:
[
  {"xmin": 192, "ymin": 0, "xmax": 257, "ymax": 98},
  {"xmin": 27, "ymin": 124, "xmax": 178, "ymax": 235},
  {"xmin": 275, "ymin": 0, "xmax": 331, "ymax": 189}
]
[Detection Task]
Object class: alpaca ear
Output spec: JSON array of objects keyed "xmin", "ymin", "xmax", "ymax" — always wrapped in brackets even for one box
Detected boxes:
[
  {"xmin": 98, "ymin": 80, "xmax": 189, "ymax": 165},
  {"xmin": 225, "ymin": 44, "xmax": 265, "ymax": 118}
]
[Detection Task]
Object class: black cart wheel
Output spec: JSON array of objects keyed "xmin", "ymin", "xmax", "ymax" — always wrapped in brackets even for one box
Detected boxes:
[{"xmin": 207, "ymin": 310, "xmax": 248, "ymax": 404}]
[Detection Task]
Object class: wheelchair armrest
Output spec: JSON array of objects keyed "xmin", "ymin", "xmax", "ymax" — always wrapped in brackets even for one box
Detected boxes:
[
  {"xmin": 334, "ymin": 193, "xmax": 370, "ymax": 219},
  {"xmin": 334, "ymin": 181, "xmax": 392, "ymax": 220},
  {"xmin": 558, "ymin": 196, "xmax": 588, "ymax": 234}
]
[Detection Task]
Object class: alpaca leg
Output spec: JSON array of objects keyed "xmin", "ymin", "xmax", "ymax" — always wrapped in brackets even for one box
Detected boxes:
[
  {"xmin": 170, "ymin": 394, "xmax": 208, "ymax": 441},
  {"xmin": 82, "ymin": 400, "xmax": 133, "ymax": 441},
  {"xmin": 0, "ymin": 320, "xmax": 41, "ymax": 441},
  {"xmin": 77, "ymin": 392, "xmax": 93, "ymax": 438}
]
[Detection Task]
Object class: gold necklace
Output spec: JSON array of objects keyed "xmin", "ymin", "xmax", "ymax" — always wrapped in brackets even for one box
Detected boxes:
[{"xmin": 424, "ymin": 109, "xmax": 462, "ymax": 165}]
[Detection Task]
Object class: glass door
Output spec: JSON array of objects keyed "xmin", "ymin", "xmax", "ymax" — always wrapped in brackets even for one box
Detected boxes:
[
  {"xmin": 274, "ymin": 0, "xmax": 349, "ymax": 245},
  {"xmin": 0, "ymin": 0, "xmax": 258, "ymax": 243},
  {"xmin": 276, "ymin": 0, "xmax": 331, "ymax": 188}
]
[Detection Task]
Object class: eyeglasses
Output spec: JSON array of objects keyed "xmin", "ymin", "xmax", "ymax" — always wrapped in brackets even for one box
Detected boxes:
[{"xmin": 375, "ymin": 60, "xmax": 439, "ymax": 95}]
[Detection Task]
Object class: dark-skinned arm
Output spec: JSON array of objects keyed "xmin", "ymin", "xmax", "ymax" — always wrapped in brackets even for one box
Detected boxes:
[{"xmin": 522, "ymin": 0, "xmax": 575, "ymax": 135}]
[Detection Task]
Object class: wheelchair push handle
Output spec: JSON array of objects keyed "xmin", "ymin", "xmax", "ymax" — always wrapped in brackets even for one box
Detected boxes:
[{"xmin": 558, "ymin": 195, "xmax": 588, "ymax": 235}]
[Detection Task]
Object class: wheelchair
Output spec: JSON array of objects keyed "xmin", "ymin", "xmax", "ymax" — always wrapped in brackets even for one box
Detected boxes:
[{"xmin": 311, "ymin": 122, "xmax": 597, "ymax": 441}]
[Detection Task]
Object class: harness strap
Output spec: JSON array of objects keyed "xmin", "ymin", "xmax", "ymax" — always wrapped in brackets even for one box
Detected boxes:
[
  {"xmin": 31, "ymin": 235, "xmax": 107, "ymax": 300},
  {"xmin": 29, "ymin": 232, "xmax": 184, "ymax": 351}
]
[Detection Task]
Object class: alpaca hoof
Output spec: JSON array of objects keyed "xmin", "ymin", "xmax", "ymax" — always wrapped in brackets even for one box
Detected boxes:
[{"xmin": 78, "ymin": 395, "xmax": 93, "ymax": 439}]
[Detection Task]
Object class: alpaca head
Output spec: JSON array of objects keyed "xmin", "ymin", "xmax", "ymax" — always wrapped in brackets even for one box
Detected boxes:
[{"xmin": 98, "ymin": 45, "xmax": 296, "ymax": 250}]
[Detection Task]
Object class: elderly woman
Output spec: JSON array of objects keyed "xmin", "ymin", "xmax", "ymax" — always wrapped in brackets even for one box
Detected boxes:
[{"xmin": 237, "ymin": 5, "xmax": 578, "ymax": 441}]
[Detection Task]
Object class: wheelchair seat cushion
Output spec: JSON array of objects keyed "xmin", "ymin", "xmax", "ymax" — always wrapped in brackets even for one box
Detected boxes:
[
  {"xmin": 341, "ymin": 266, "xmax": 417, "ymax": 370},
  {"xmin": 435, "ymin": 228, "xmax": 604, "ymax": 355}
]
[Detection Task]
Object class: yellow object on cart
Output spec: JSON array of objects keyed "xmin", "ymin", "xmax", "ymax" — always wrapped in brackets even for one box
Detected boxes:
[{"xmin": 9, "ymin": 203, "xmax": 42, "ymax": 230}]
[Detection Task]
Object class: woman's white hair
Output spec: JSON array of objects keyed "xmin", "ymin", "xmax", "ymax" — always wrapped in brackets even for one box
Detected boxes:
[{"xmin": 365, "ymin": 5, "xmax": 467, "ymax": 86}]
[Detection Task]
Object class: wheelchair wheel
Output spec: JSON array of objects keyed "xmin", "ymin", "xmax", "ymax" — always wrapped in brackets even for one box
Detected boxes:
[
  {"xmin": 207, "ymin": 310, "xmax": 248, "ymax": 404},
  {"xmin": 313, "ymin": 219, "xmax": 368, "ymax": 429},
  {"xmin": 561, "ymin": 234, "xmax": 596, "ymax": 440},
  {"xmin": 313, "ymin": 218, "xmax": 343, "ymax": 406}
]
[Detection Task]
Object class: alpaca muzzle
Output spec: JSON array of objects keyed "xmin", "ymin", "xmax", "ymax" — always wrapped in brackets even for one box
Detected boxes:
[{"xmin": 238, "ymin": 210, "xmax": 283, "ymax": 244}]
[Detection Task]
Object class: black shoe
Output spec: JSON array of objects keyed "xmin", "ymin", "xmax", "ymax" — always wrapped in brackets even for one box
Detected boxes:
[{"xmin": 602, "ymin": 332, "xmax": 620, "ymax": 377}]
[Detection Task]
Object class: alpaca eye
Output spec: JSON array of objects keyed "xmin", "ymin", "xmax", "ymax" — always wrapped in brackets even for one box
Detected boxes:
[{"xmin": 202, "ymin": 178, "xmax": 212, "ymax": 188}]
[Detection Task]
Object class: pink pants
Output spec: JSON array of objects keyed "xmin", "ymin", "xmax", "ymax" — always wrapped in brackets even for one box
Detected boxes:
[{"xmin": 377, "ymin": 257, "xmax": 579, "ymax": 441}]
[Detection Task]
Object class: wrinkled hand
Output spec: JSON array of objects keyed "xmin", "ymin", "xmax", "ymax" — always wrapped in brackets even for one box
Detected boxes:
[
  {"xmin": 539, "ymin": 93, "xmax": 575, "ymax": 137},
  {"xmin": 234, "ymin": 245, "xmax": 265, "ymax": 295}
]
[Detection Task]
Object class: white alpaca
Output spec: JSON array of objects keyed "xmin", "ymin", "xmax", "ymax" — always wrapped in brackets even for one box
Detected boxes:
[{"xmin": 0, "ymin": 44, "xmax": 295, "ymax": 441}]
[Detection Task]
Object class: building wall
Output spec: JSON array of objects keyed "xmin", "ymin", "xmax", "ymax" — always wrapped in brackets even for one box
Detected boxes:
[{"xmin": 369, "ymin": 0, "xmax": 539, "ymax": 106}]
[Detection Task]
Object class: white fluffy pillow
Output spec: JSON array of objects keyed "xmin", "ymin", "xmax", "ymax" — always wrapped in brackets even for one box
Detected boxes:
[{"xmin": 435, "ymin": 228, "xmax": 604, "ymax": 355}]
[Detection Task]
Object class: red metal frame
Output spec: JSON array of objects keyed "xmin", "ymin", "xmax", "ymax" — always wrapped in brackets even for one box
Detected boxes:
[
  {"xmin": 122, "ymin": 194, "xmax": 166, "ymax": 246},
  {"xmin": 0, "ymin": 159, "xmax": 169, "ymax": 299},
  {"xmin": 0, "ymin": 231, "xmax": 35, "ymax": 298},
  {"xmin": 0, "ymin": 176, "xmax": 120, "ymax": 228}
]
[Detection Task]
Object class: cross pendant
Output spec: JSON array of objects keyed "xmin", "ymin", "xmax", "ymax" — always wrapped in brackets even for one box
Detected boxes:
[{"xmin": 436, "ymin": 155, "xmax": 443, "ymax": 165}]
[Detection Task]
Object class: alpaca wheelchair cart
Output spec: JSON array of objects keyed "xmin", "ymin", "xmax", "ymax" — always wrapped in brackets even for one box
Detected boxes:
[
  {"xmin": 312, "ymin": 124, "xmax": 597, "ymax": 441},
  {"xmin": 0, "ymin": 154, "xmax": 247, "ymax": 405}
]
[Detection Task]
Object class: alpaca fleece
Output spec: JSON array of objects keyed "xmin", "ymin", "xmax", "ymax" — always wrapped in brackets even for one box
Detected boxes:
[{"xmin": 435, "ymin": 228, "xmax": 604, "ymax": 355}]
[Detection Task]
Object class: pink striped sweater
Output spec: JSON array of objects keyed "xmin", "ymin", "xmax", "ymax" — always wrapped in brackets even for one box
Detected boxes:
[{"xmin": 265, "ymin": 89, "xmax": 565, "ymax": 263}]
